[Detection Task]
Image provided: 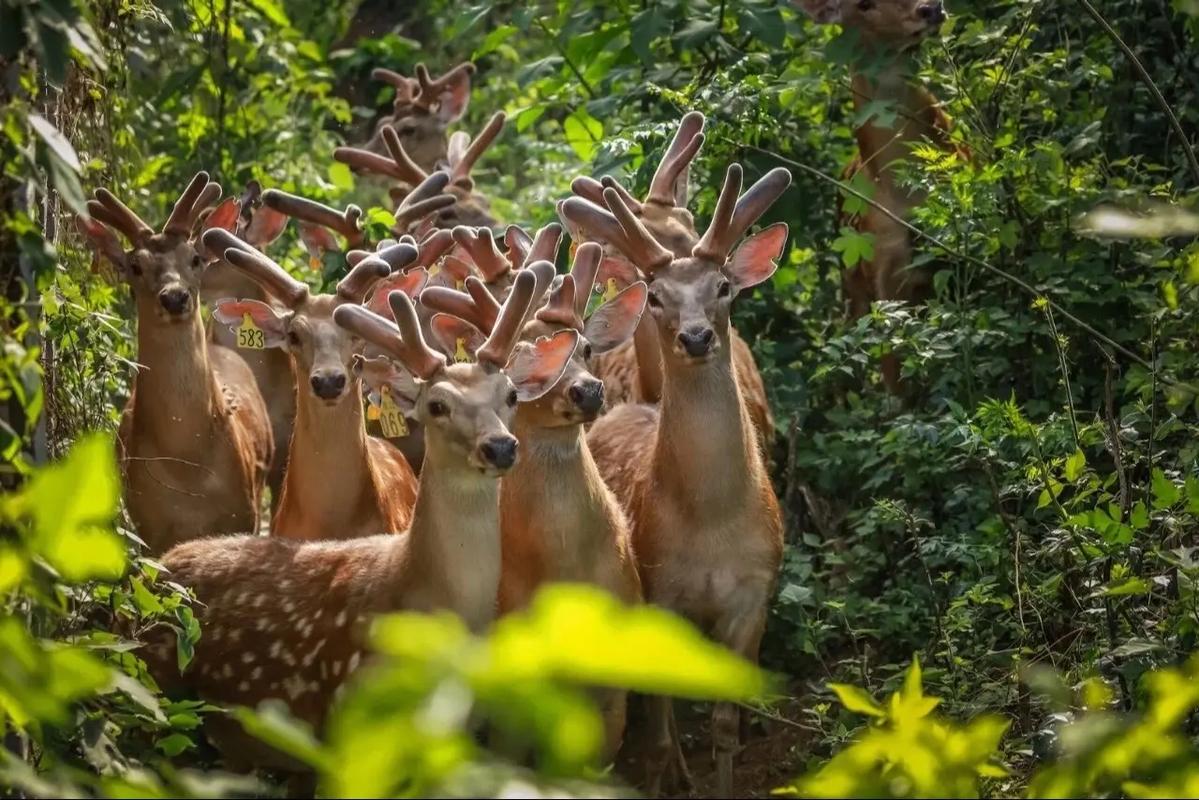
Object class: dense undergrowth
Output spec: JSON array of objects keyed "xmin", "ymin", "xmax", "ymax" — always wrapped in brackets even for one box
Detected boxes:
[{"xmin": 3, "ymin": 0, "xmax": 1199, "ymax": 796}]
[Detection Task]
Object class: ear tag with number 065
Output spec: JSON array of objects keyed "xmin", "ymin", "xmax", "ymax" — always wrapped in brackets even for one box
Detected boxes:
[
  {"xmin": 454, "ymin": 337, "xmax": 471, "ymax": 364},
  {"xmin": 237, "ymin": 313, "xmax": 266, "ymax": 350},
  {"xmin": 378, "ymin": 386, "xmax": 408, "ymax": 438}
]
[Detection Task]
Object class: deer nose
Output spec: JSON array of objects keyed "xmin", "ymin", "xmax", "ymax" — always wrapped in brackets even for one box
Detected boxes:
[
  {"xmin": 568, "ymin": 380, "xmax": 604, "ymax": 416},
  {"xmin": 158, "ymin": 287, "xmax": 191, "ymax": 315},
  {"xmin": 309, "ymin": 371, "xmax": 347, "ymax": 400},
  {"xmin": 478, "ymin": 436, "xmax": 518, "ymax": 470},
  {"xmin": 677, "ymin": 327, "xmax": 715, "ymax": 358},
  {"xmin": 918, "ymin": 1, "xmax": 945, "ymax": 24}
]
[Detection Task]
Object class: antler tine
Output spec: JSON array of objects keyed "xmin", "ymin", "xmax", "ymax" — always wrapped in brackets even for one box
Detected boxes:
[
  {"xmin": 336, "ymin": 256, "xmax": 393, "ymax": 304},
  {"xmin": 728, "ymin": 166, "xmax": 793, "ymax": 244},
  {"xmin": 464, "ymin": 276, "xmax": 502, "ymax": 329},
  {"xmin": 93, "ymin": 189, "xmax": 154, "ymax": 241},
  {"xmin": 450, "ymin": 111, "xmax": 505, "ymax": 189},
  {"xmin": 571, "ymin": 176, "xmax": 607, "ymax": 206},
  {"xmin": 478, "ymin": 268, "xmax": 536, "ymax": 368},
  {"xmin": 647, "ymin": 111, "xmax": 706, "ymax": 207},
  {"xmin": 372, "ymin": 241, "xmax": 420, "ymax": 272},
  {"xmin": 570, "ymin": 241, "xmax": 603, "ymax": 318},
  {"xmin": 559, "ymin": 197, "xmax": 640, "ymax": 262},
  {"xmin": 388, "ymin": 289, "xmax": 446, "ymax": 378},
  {"xmin": 599, "ymin": 176, "xmax": 645, "ymax": 215},
  {"xmin": 163, "ymin": 172, "xmax": 215, "ymax": 236},
  {"xmin": 419, "ymin": 284, "xmax": 494, "ymax": 333},
  {"xmin": 525, "ymin": 222, "xmax": 563, "ymax": 269},
  {"xmin": 453, "ymin": 226, "xmax": 511, "ymax": 283},
  {"xmin": 371, "ymin": 67, "xmax": 417, "ymax": 105},
  {"xmin": 601, "ymin": 187, "xmax": 673, "ymax": 272},
  {"xmin": 416, "ymin": 228, "xmax": 455, "ymax": 268},
  {"xmin": 86, "ymin": 199, "xmax": 136, "ymax": 241},
  {"xmin": 262, "ymin": 189, "xmax": 364, "ymax": 246},
  {"xmin": 334, "ymin": 303, "xmax": 442, "ymax": 380},
  {"xmin": 504, "ymin": 226, "xmax": 533, "ymax": 268},
  {"xmin": 212, "ymin": 232, "xmax": 310, "ymax": 308},
  {"xmin": 692, "ymin": 163, "xmax": 743, "ymax": 262},
  {"xmin": 381, "ymin": 125, "xmax": 430, "ymax": 185},
  {"xmin": 413, "ymin": 62, "xmax": 476, "ymax": 109},
  {"xmin": 393, "ymin": 171, "xmax": 455, "ymax": 232},
  {"xmin": 535, "ymin": 272, "xmax": 583, "ymax": 330},
  {"xmin": 525, "ymin": 260, "xmax": 558, "ymax": 314},
  {"xmin": 334, "ymin": 145, "xmax": 408, "ymax": 181}
]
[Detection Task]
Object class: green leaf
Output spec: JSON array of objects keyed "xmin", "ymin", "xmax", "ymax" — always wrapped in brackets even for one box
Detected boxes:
[
  {"xmin": 1064, "ymin": 448, "xmax": 1086, "ymax": 481},
  {"xmin": 830, "ymin": 228, "xmax": 875, "ymax": 268},
  {"xmin": 473, "ymin": 24, "xmax": 516, "ymax": 59},
  {"xmin": 829, "ymin": 683, "xmax": 885, "ymax": 717},
  {"xmin": 630, "ymin": 8, "xmax": 669, "ymax": 63},
  {"xmin": 235, "ymin": 701, "xmax": 330, "ymax": 771},
  {"xmin": 562, "ymin": 108, "xmax": 603, "ymax": 163},
  {"xmin": 1130, "ymin": 501, "xmax": 1149, "ymax": 530},
  {"xmin": 29, "ymin": 113, "xmax": 81, "ymax": 171},
  {"xmin": 1152, "ymin": 468, "xmax": 1180, "ymax": 510},
  {"xmin": 1104, "ymin": 577, "xmax": 1150, "ymax": 596},
  {"xmin": 155, "ymin": 733, "xmax": 194, "ymax": 757},
  {"xmin": 328, "ymin": 161, "xmax": 354, "ymax": 192}
]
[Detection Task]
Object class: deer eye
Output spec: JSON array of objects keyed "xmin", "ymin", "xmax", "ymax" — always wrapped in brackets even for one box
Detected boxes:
[
  {"xmin": 287, "ymin": 331, "xmax": 301, "ymax": 347},
  {"xmin": 857, "ymin": 0, "xmax": 875, "ymax": 9},
  {"xmin": 192, "ymin": 254, "xmax": 203, "ymax": 268},
  {"xmin": 428, "ymin": 399, "xmax": 449, "ymax": 417},
  {"xmin": 397, "ymin": 123, "xmax": 417, "ymax": 136},
  {"xmin": 506, "ymin": 389, "xmax": 518, "ymax": 407},
  {"xmin": 129, "ymin": 259, "xmax": 143, "ymax": 277},
  {"xmin": 647, "ymin": 292, "xmax": 663, "ymax": 309},
  {"xmin": 717, "ymin": 280, "xmax": 732, "ymax": 298},
  {"xmin": 582, "ymin": 343, "xmax": 593, "ymax": 360}
]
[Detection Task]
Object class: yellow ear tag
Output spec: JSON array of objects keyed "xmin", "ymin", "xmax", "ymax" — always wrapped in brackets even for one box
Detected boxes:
[
  {"xmin": 378, "ymin": 386, "xmax": 409, "ymax": 438},
  {"xmin": 428, "ymin": 262, "xmax": 442, "ymax": 278},
  {"xmin": 603, "ymin": 277, "xmax": 619, "ymax": 302},
  {"xmin": 569, "ymin": 241, "xmax": 578, "ymax": 259},
  {"xmin": 308, "ymin": 255, "xmax": 322, "ymax": 272},
  {"xmin": 454, "ymin": 337, "xmax": 471, "ymax": 363},
  {"xmin": 455, "ymin": 277, "xmax": 465, "ymax": 291},
  {"xmin": 236, "ymin": 313, "xmax": 266, "ymax": 350}
]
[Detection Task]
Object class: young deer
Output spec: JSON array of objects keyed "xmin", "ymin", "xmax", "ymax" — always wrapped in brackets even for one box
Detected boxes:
[
  {"xmin": 421, "ymin": 243, "xmax": 648, "ymax": 760},
  {"xmin": 362, "ymin": 62, "xmax": 475, "ymax": 170},
  {"xmin": 199, "ymin": 182, "xmax": 295, "ymax": 500},
  {"xmin": 147, "ymin": 275, "xmax": 578, "ymax": 770},
  {"xmin": 205, "ymin": 229, "xmax": 418, "ymax": 540},
  {"xmin": 77, "ymin": 173, "xmax": 273, "ymax": 554},
  {"xmin": 335, "ymin": 112, "xmax": 506, "ymax": 230},
  {"xmin": 567, "ymin": 113, "xmax": 774, "ymax": 448},
  {"xmin": 796, "ymin": 0, "xmax": 964, "ymax": 391},
  {"xmin": 564, "ymin": 163, "xmax": 791, "ymax": 797}
]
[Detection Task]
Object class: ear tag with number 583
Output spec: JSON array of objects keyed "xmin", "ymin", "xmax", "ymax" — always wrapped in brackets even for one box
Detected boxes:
[{"xmin": 237, "ymin": 313, "xmax": 266, "ymax": 350}]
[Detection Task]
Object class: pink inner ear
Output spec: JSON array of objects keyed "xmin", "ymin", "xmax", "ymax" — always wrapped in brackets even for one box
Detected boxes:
[
  {"xmin": 244, "ymin": 205, "xmax": 289, "ymax": 247},
  {"xmin": 204, "ymin": 198, "xmax": 241, "ymax": 234},
  {"xmin": 507, "ymin": 330, "xmax": 579, "ymax": 402},
  {"xmin": 729, "ymin": 223, "xmax": 788, "ymax": 289},
  {"xmin": 299, "ymin": 223, "xmax": 340, "ymax": 258},
  {"xmin": 211, "ymin": 299, "xmax": 289, "ymax": 346},
  {"xmin": 77, "ymin": 216, "xmax": 127, "ymax": 266},
  {"xmin": 595, "ymin": 256, "xmax": 639, "ymax": 290},
  {"xmin": 368, "ymin": 269, "xmax": 429, "ymax": 316},
  {"xmin": 429, "ymin": 314, "xmax": 486, "ymax": 359},
  {"xmin": 437, "ymin": 77, "xmax": 471, "ymax": 123},
  {"xmin": 584, "ymin": 282, "xmax": 648, "ymax": 354}
]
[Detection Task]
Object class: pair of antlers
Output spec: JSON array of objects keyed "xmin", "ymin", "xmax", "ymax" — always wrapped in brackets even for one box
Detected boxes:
[
  {"xmin": 371, "ymin": 62, "xmax": 474, "ymax": 114},
  {"xmin": 86, "ymin": 171, "xmax": 221, "ymax": 244},
  {"xmin": 334, "ymin": 266, "xmax": 541, "ymax": 381},
  {"xmin": 451, "ymin": 222, "xmax": 562, "ymax": 285},
  {"xmin": 335, "ymin": 112, "xmax": 505, "ymax": 192}
]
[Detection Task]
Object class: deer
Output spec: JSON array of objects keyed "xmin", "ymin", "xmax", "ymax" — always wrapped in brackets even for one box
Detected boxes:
[
  {"xmin": 204, "ymin": 225, "xmax": 418, "ymax": 541},
  {"xmin": 563, "ymin": 162, "xmax": 791, "ymax": 797},
  {"xmin": 75, "ymin": 173, "xmax": 273, "ymax": 554},
  {"xmin": 794, "ymin": 0, "xmax": 964, "ymax": 392},
  {"xmin": 361, "ymin": 62, "xmax": 475, "ymax": 170},
  {"xmin": 566, "ymin": 112, "xmax": 774, "ymax": 449},
  {"xmin": 421, "ymin": 242, "xmax": 648, "ymax": 760},
  {"xmin": 335, "ymin": 112, "xmax": 506, "ymax": 230},
  {"xmin": 145, "ymin": 273, "xmax": 579, "ymax": 772},
  {"xmin": 199, "ymin": 182, "xmax": 295, "ymax": 501}
]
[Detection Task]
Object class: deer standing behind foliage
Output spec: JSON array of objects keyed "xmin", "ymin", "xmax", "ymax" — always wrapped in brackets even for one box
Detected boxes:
[
  {"xmin": 567, "ymin": 112, "xmax": 774, "ymax": 448},
  {"xmin": 421, "ymin": 242, "xmax": 648, "ymax": 760},
  {"xmin": 361, "ymin": 62, "xmax": 475, "ymax": 170},
  {"xmin": 795, "ymin": 0, "xmax": 967, "ymax": 392},
  {"xmin": 77, "ymin": 173, "xmax": 273, "ymax": 553},
  {"xmin": 566, "ymin": 162, "xmax": 791, "ymax": 797},
  {"xmin": 145, "ymin": 274, "xmax": 579, "ymax": 772}
]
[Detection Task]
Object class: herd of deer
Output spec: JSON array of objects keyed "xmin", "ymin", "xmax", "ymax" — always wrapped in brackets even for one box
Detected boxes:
[{"xmin": 75, "ymin": 1, "xmax": 956, "ymax": 795}]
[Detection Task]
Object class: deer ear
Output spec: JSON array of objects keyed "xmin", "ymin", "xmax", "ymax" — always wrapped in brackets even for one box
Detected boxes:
[
  {"xmin": 243, "ymin": 205, "xmax": 289, "ymax": 248},
  {"xmin": 793, "ymin": 0, "xmax": 843, "ymax": 23},
  {"xmin": 596, "ymin": 256, "xmax": 640, "ymax": 290},
  {"xmin": 726, "ymin": 223, "xmax": 788, "ymax": 290},
  {"xmin": 429, "ymin": 314, "xmax": 487, "ymax": 361},
  {"xmin": 446, "ymin": 131, "xmax": 470, "ymax": 170},
  {"xmin": 77, "ymin": 217, "xmax": 127, "ymax": 271},
  {"xmin": 196, "ymin": 198, "xmax": 240, "ymax": 260},
  {"xmin": 367, "ymin": 269, "xmax": 429, "ymax": 317},
  {"xmin": 584, "ymin": 282, "xmax": 647, "ymax": 355},
  {"xmin": 507, "ymin": 329, "xmax": 579, "ymax": 402},
  {"xmin": 211, "ymin": 299, "xmax": 290, "ymax": 348},
  {"xmin": 354, "ymin": 353, "xmax": 419, "ymax": 414},
  {"xmin": 436, "ymin": 74, "xmax": 471, "ymax": 123}
]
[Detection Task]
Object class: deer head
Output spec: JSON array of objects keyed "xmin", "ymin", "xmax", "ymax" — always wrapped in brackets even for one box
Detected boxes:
[
  {"xmin": 206, "ymin": 229, "xmax": 411, "ymax": 405},
  {"xmin": 198, "ymin": 180, "xmax": 291, "ymax": 299},
  {"xmin": 335, "ymin": 270, "xmax": 579, "ymax": 474},
  {"xmin": 794, "ymin": 0, "xmax": 947, "ymax": 50},
  {"xmin": 361, "ymin": 62, "xmax": 475, "ymax": 170},
  {"xmin": 77, "ymin": 172, "xmax": 232, "ymax": 324},
  {"xmin": 561, "ymin": 164, "xmax": 790, "ymax": 365}
]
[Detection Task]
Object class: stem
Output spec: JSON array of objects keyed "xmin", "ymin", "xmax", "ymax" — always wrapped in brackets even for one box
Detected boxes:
[{"xmin": 535, "ymin": 18, "xmax": 596, "ymax": 99}]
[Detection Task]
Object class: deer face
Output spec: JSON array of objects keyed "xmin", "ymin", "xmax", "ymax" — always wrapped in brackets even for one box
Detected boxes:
[
  {"xmin": 514, "ymin": 318, "xmax": 604, "ymax": 427},
  {"xmin": 796, "ymin": 0, "xmax": 947, "ymax": 49},
  {"xmin": 124, "ymin": 235, "xmax": 206, "ymax": 322},
  {"xmin": 418, "ymin": 363, "xmax": 521, "ymax": 475},
  {"xmin": 284, "ymin": 296, "xmax": 362, "ymax": 404},
  {"xmin": 364, "ymin": 111, "xmax": 451, "ymax": 173}
]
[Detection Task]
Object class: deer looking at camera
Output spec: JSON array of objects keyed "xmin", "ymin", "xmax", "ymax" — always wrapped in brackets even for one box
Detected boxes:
[
  {"xmin": 564, "ymin": 163, "xmax": 791, "ymax": 798},
  {"xmin": 361, "ymin": 62, "xmax": 475, "ymax": 171},
  {"xmin": 335, "ymin": 112, "xmax": 506, "ymax": 230},
  {"xmin": 421, "ymin": 243, "xmax": 647, "ymax": 760},
  {"xmin": 146, "ymin": 275, "xmax": 579, "ymax": 771},
  {"xmin": 567, "ymin": 112, "xmax": 774, "ymax": 448},
  {"xmin": 205, "ymin": 225, "xmax": 418, "ymax": 541},
  {"xmin": 76, "ymin": 173, "xmax": 273, "ymax": 554},
  {"xmin": 795, "ymin": 0, "xmax": 966, "ymax": 391}
]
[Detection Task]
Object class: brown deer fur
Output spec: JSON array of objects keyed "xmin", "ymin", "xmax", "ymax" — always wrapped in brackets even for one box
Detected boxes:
[{"xmin": 78, "ymin": 174, "xmax": 272, "ymax": 553}]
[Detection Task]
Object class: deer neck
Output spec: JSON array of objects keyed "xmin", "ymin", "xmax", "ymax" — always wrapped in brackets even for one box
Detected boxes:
[
  {"xmin": 132, "ymin": 303, "xmax": 223, "ymax": 447},
  {"xmin": 653, "ymin": 325, "xmax": 756, "ymax": 511},
  {"xmin": 283, "ymin": 379, "xmax": 376, "ymax": 518},
  {"xmin": 401, "ymin": 441, "xmax": 501, "ymax": 630}
]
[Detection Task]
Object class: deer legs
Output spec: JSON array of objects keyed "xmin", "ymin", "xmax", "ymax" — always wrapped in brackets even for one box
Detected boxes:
[
  {"xmin": 644, "ymin": 694, "xmax": 692, "ymax": 798},
  {"xmin": 711, "ymin": 599, "xmax": 769, "ymax": 798}
]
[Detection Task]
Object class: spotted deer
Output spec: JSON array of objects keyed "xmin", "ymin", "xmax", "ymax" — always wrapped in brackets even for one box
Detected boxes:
[
  {"xmin": 335, "ymin": 112, "xmax": 506, "ymax": 230},
  {"xmin": 205, "ymin": 228, "xmax": 418, "ymax": 540},
  {"xmin": 199, "ymin": 182, "xmax": 295, "ymax": 500},
  {"xmin": 147, "ymin": 273, "xmax": 579, "ymax": 771},
  {"xmin": 565, "ymin": 163, "xmax": 791, "ymax": 797},
  {"xmin": 362, "ymin": 62, "xmax": 474, "ymax": 170},
  {"xmin": 76, "ymin": 173, "xmax": 273, "ymax": 554},
  {"xmin": 795, "ymin": 0, "xmax": 964, "ymax": 391},
  {"xmin": 421, "ymin": 243, "xmax": 647, "ymax": 760},
  {"xmin": 566, "ymin": 113, "xmax": 774, "ymax": 448}
]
